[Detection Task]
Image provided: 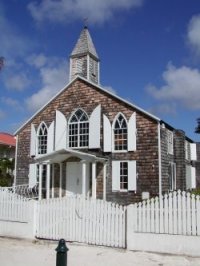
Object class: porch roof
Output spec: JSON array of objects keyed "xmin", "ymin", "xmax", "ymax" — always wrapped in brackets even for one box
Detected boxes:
[{"xmin": 35, "ymin": 148, "xmax": 107, "ymax": 164}]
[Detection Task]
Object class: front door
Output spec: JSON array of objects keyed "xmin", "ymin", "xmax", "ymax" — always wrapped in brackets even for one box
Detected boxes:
[{"xmin": 66, "ymin": 162, "xmax": 90, "ymax": 195}]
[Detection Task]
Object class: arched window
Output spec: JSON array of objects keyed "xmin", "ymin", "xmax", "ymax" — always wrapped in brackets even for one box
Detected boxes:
[
  {"xmin": 69, "ymin": 109, "xmax": 89, "ymax": 148},
  {"xmin": 37, "ymin": 123, "xmax": 48, "ymax": 154},
  {"xmin": 113, "ymin": 114, "xmax": 127, "ymax": 151}
]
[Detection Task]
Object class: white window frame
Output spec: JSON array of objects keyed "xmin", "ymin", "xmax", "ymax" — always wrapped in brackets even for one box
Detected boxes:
[
  {"xmin": 120, "ymin": 161, "xmax": 128, "ymax": 191},
  {"xmin": 37, "ymin": 122, "xmax": 48, "ymax": 155},
  {"xmin": 68, "ymin": 109, "xmax": 89, "ymax": 149},
  {"xmin": 112, "ymin": 113, "xmax": 128, "ymax": 153},
  {"xmin": 112, "ymin": 160, "xmax": 136, "ymax": 192},
  {"xmin": 167, "ymin": 130, "xmax": 173, "ymax": 155}
]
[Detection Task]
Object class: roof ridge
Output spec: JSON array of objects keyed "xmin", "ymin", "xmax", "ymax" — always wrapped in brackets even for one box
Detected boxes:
[{"xmin": 14, "ymin": 76, "xmax": 160, "ymax": 135}]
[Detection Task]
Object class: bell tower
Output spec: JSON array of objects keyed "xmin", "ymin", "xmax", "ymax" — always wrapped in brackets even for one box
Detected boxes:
[{"xmin": 69, "ymin": 26, "xmax": 100, "ymax": 84}]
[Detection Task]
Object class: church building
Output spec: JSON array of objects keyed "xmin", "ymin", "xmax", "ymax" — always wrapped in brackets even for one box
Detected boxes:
[{"xmin": 14, "ymin": 27, "xmax": 197, "ymax": 205}]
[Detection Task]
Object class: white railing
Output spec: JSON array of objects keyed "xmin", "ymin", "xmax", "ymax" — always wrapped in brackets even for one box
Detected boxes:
[
  {"xmin": 133, "ymin": 190, "xmax": 200, "ymax": 236},
  {"xmin": 0, "ymin": 184, "xmax": 38, "ymax": 199},
  {"xmin": 0, "ymin": 189, "xmax": 31, "ymax": 222},
  {"xmin": 36, "ymin": 195, "xmax": 127, "ymax": 248}
]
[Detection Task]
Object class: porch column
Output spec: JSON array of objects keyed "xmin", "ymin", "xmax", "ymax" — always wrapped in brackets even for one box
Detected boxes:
[
  {"xmin": 46, "ymin": 163, "xmax": 50, "ymax": 199},
  {"xmin": 39, "ymin": 164, "xmax": 42, "ymax": 200},
  {"xmin": 103, "ymin": 162, "xmax": 107, "ymax": 201},
  {"xmin": 52, "ymin": 164, "xmax": 55, "ymax": 198},
  {"xmin": 92, "ymin": 161, "xmax": 96, "ymax": 199},
  {"xmin": 59, "ymin": 163, "xmax": 63, "ymax": 198},
  {"xmin": 81, "ymin": 160, "xmax": 86, "ymax": 198}
]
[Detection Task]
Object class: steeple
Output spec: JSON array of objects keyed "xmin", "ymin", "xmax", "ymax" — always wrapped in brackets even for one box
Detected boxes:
[{"xmin": 69, "ymin": 26, "xmax": 100, "ymax": 84}]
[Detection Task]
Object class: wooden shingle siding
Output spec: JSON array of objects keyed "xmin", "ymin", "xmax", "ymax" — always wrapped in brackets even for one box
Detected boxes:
[
  {"xmin": 174, "ymin": 130, "xmax": 186, "ymax": 191},
  {"xmin": 16, "ymin": 79, "xmax": 159, "ymax": 204}
]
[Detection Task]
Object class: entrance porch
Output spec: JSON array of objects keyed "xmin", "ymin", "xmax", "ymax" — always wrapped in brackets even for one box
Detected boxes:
[{"xmin": 35, "ymin": 149, "xmax": 107, "ymax": 200}]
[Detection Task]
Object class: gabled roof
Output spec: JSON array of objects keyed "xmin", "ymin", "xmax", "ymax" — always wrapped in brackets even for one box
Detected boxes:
[
  {"xmin": 0, "ymin": 132, "xmax": 16, "ymax": 147},
  {"xmin": 14, "ymin": 76, "xmax": 160, "ymax": 135},
  {"xmin": 70, "ymin": 26, "xmax": 99, "ymax": 60},
  {"xmin": 35, "ymin": 148, "xmax": 106, "ymax": 164}
]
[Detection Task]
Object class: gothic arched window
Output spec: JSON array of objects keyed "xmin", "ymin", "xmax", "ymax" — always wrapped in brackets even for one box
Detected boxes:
[
  {"xmin": 37, "ymin": 122, "xmax": 48, "ymax": 154},
  {"xmin": 113, "ymin": 114, "xmax": 128, "ymax": 151},
  {"xmin": 69, "ymin": 109, "xmax": 89, "ymax": 148}
]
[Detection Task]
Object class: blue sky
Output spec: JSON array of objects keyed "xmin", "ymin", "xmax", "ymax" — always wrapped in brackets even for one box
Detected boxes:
[{"xmin": 0, "ymin": 0, "xmax": 200, "ymax": 141}]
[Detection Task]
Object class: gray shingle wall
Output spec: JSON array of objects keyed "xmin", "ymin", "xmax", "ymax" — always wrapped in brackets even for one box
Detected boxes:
[
  {"xmin": 16, "ymin": 79, "xmax": 159, "ymax": 204},
  {"xmin": 174, "ymin": 130, "xmax": 186, "ymax": 191}
]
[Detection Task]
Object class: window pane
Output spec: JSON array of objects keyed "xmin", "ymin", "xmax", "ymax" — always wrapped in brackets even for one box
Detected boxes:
[
  {"xmin": 120, "ymin": 162, "xmax": 128, "ymax": 190},
  {"xmin": 114, "ymin": 115, "xmax": 127, "ymax": 151},
  {"xmin": 69, "ymin": 109, "xmax": 89, "ymax": 148},
  {"xmin": 38, "ymin": 123, "xmax": 48, "ymax": 154}
]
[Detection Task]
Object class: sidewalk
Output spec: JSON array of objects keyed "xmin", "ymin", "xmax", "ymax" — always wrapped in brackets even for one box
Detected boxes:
[{"xmin": 0, "ymin": 237, "xmax": 200, "ymax": 266}]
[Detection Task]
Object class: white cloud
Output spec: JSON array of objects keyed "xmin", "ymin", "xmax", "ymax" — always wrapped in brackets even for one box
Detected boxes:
[
  {"xmin": 28, "ymin": 0, "xmax": 143, "ymax": 25},
  {"xmin": 4, "ymin": 73, "xmax": 31, "ymax": 91},
  {"xmin": 26, "ymin": 53, "xmax": 48, "ymax": 68},
  {"xmin": 187, "ymin": 14, "xmax": 200, "ymax": 56},
  {"xmin": 25, "ymin": 57, "xmax": 68, "ymax": 112},
  {"xmin": 1, "ymin": 97, "xmax": 24, "ymax": 111},
  {"xmin": 103, "ymin": 85, "xmax": 117, "ymax": 95},
  {"xmin": 146, "ymin": 63, "xmax": 200, "ymax": 110},
  {"xmin": 148, "ymin": 103, "xmax": 177, "ymax": 116}
]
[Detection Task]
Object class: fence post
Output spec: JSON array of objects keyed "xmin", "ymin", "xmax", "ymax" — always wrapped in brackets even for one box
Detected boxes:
[
  {"xmin": 56, "ymin": 239, "xmax": 69, "ymax": 266},
  {"xmin": 126, "ymin": 204, "xmax": 136, "ymax": 250},
  {"xmin": 32, "ymin": 200, "xmax": 38, "ymax": 238}
]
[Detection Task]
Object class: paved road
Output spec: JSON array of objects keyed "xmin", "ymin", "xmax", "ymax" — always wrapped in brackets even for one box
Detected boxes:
[{"xmin": 0, "ymin": 237, "xmax": 200, "ymax": 266}]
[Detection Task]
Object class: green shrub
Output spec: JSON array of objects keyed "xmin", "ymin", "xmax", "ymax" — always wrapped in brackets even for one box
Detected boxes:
[
  {"xmin": 0, "ymin": 177, "xmax": 11, "ymax": 187},
  {"xmin": 189, "ymin": 188, "xmax": 200, "ymax": 196}
]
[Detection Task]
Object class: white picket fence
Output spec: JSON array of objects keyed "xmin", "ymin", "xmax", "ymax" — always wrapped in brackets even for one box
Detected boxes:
[
  {"xmin": 1, "ymin": 187, "xmax": 200, "ymax": 252},
  {"xmin": 133, "ymin": 190, "xmax": 200, "ymax": 236},
  {"xmin": 0, "ymin": 188, "xmax": 30, "ymax": 222},
  {"xmin": 36, "ymin": 196, "xmax": 127, "ymax": 248}
]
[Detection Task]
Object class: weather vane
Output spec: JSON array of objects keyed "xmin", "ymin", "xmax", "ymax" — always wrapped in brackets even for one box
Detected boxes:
[
  {"xmin": 0, "ymin": 57, "xmax": 5, "ymax": 71},
  {"xmin": 83, "ymin": 17, "xmax": 88, "ymax": 28}
]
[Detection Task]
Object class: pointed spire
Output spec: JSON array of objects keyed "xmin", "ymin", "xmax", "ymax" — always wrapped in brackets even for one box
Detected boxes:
[
  {"xmin": 71, "ymin": 26, "xmax": 99, "ymax": 60},
  {"xmin": 69, "ymin": 27, "xmax": 100, "ymax": 84}
]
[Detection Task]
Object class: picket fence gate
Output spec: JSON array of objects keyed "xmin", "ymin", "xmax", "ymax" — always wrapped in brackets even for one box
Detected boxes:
[
  {"xmin": 133, "ymin": 190, "xmax": 200, "ymax": 236},
  {"xmin": 36, "ymin": 196, "xmax": 127, "ymax": 248}
]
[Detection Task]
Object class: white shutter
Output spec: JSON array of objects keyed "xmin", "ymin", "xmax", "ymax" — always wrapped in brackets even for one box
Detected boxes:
[
  {"xmin": 30, "ymin": 124, "xmax": 36, "ymax": 157},
  {"xmin": 191, "ymin": 167, "xmax": 196, "ymax": 189},
  {"xmin": 112, "ymin": 161, "xmax": 120, "ymax": 191},
  {"xmin": 190, "ymin": 143, "xmax": 197, "ymax": 161},
  {"xmin": 55, "ymin": 110, "xmax": 67, "ymax": 150},
  {"xmin": 89, "ymin": 105, "xmax": 101, "ymax": 149},
  {"xmin": 29, "ymin": 164, "xmax": 37, "ymax": 188},
  {"xmin": 128, "ymin": 112, "xmax": 136, "ymax": 151},
  {"xmin": 186, "ymin": 165, "xmax": 191, "ymax": 190},
  {"xmin": 128, "ymin": 160, "xmax": 137, "ymax": 191},
  {"xmin": 103, "ymin": 114, "xmax": 112, "ymax": 152},
  {"xmin": 47, "ymin": 121, "xmax": 54, "ymax": 153},
  {"xmin": 186, "ymin": 165, "xmax": 196, "ymax": 189}
]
